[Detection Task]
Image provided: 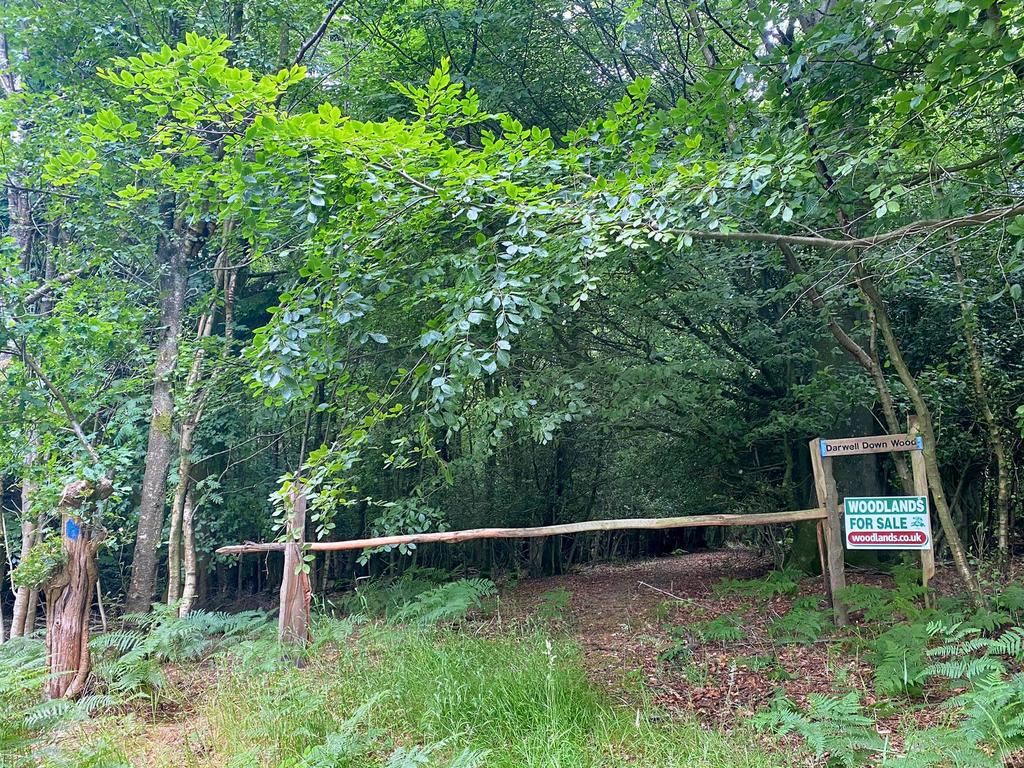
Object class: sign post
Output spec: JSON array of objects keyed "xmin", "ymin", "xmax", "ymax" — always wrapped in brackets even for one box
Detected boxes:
[
  {"xmin": 809, "ymin": 429, "xmax": 933, "ymax": 626},
  {"xmin": 809, "ymin": 439, "xmax": 846, "ymax": 625}
]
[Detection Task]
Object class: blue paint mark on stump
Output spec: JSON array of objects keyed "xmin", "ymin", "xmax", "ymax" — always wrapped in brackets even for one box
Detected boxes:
[{"xmin": 65, "ymin": 518, "xmax": 80, "ymax": 540}]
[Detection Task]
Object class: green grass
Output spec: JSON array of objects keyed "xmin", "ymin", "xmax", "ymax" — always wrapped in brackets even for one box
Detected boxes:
[
  {"xmin": 33, "ymin": 615, "xmax": 797, "ymax": 767},
  {"xmin": 187, "ymin": 619, "xmax": 794, "ymax": 768}
]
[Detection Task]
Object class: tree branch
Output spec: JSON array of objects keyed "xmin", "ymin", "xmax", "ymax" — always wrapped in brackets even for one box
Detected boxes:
[
  {"xmin": 669, "ymin": 201, "xmax": 1024, "ymax": 250},
  {"xmin": 22, "ymin": 268, "xmax": 89, "ymax": 307},
  {"xmin": 294, "ymin": 0, "xmax": 347, "ymax": 65},
  {"xmin": 19, "ymin": 344, "xmax": 100, "ymax": 463}
]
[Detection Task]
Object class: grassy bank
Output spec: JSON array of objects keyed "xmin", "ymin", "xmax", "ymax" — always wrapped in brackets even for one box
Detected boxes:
[{"xmin": 24, "ymin": 618, "xmax": 792, "ymax": 768}]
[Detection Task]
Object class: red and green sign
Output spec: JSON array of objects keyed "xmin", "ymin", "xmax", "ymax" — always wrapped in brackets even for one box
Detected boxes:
[{"xmin": 843, "ymin": 496, "xmax": 932, "ymax": 550}]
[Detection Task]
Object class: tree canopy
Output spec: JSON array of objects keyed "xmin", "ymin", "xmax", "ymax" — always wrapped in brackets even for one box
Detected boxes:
[{"xmin": 1, "ymin": 0, "xmax": 1023, "ymax": 645}]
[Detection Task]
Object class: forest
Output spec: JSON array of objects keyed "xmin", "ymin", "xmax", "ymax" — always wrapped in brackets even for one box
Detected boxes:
[{"xmin": 2, "ymin": 0, "xmax": 1024, "ymax": 765}]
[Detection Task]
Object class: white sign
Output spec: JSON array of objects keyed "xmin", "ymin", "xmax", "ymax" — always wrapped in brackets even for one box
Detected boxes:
[
  {"xmin": 843, "ymin": 496, "xmax": 932, "ymax": 550},
  {"xmin": 819, "ymin": 434, "xmax": 922, "ymax": 457}
]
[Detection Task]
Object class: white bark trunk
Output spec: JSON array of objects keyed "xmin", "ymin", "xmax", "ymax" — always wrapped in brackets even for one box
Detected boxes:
[{"xmin": 179, "ymin": 488, "xmax": 198, "ymax": 617}]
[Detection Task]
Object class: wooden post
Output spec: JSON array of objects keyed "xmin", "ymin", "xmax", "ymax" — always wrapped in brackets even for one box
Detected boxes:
[
  {"xmin": 809, "ymin": 439, "xmax": 848, "ymax": 626},
  {"xmin": 815, "ymin": 519, "xmax": 829, "ymax": 601},
  {"xmin": 278, "ymin": 487, "xmax": 311, "ymax": 648},
  {"xmin": 908, "ymin": 417, "xmax": 936, "ymax": 597}
]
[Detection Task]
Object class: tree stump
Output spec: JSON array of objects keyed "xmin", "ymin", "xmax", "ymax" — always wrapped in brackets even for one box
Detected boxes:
[{"xmin": 43, "ymin": 477, "xmax": 112, "ymax": 699}]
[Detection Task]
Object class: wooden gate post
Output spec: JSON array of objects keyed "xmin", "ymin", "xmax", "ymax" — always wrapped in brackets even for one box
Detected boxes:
[
  {"xmin": 278, "ymin": 487, "xmax": 311, "ymax": 647},
  {"xmin": 908, "ymin": 417, "xmax": 936, "ymax": 597},
  {"xmin": 809, "ymin": 439, "xmax": 848, "ymax": 626}
]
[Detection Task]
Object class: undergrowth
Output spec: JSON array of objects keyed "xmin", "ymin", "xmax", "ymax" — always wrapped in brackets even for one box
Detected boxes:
[
  {"xmin": 0, "ymin": 637, "xmax": 117, "ymax": 767},
  {"xmin": 194, "ymin": 621, "xmax": 791, "ymax": 768},
  {"xmin": 21, "ymin": 565, "xmax": 1024, "ymax": 768},
  {"xmin": 8, "ymin": 575, "xmax": 792, "ymax": 768},
  {"xmin": 90, "ymin": 603, "xmax": 269, "ymax": 703},
  {"xmin": 713, "ymin": 567, "xmax": 802, "ymax": 600},
  {"xmin": 752, "ymin": 569, "xmax": 1024, "ymax": 766}
]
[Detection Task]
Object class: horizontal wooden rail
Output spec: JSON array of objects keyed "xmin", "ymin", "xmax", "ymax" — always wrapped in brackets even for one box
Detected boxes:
[{"xmin": 216, "ymin": 507, "xmax": 826, "ymax": 556}]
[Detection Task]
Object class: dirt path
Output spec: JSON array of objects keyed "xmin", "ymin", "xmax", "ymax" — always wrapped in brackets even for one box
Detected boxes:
[{"xmin": 502, "ymin": 549, "xmax": 951, "ymax": 732}]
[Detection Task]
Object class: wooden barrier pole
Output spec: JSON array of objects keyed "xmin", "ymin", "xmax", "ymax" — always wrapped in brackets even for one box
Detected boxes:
[
  {"xmin": 278, "ymin": 488, "xmax": 311, "ymax": 647},
  {"xmin": 809, "ymin": 439, "xmax": 848, "ymax": 626},
  {"xmin": 216, "ymin": 508, "xmax": 828, "ymax": 556}
]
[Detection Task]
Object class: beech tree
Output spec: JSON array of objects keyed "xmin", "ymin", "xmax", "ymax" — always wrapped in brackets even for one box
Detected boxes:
[{"xmin": 1, "ymin": 0, "xmax": 1023, "ymax": 680}]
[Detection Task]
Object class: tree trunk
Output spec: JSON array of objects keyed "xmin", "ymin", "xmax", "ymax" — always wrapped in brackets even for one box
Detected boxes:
[
  {"xmin": 866, "ymin": 307, "xmax": 914, "ymax": 494},
  {"xmin": 44, "ymin": 523, "xmax": 98, "ymax": 699},
  {"xmin": 279, "ymin": 487, "xmax": 311, "ymax": 647},
  {"xmin": 10, "ymin": 469, "xmax": 38, "ymax": 637},
  {"xmin": 168, "ymin": 226, "xmax": 231, "ymax": 609},
  {"xmin": 780, "ymin": 244, "xmax": 913, "ymax": 492},
  {"xmin": 24, "ymin": 587, "xmax": 39, "ymax": 634},
  {"xmin": 125, "ymin": 215, "xmax": 202, "ymax": 613},
  {"xmin": 167, "ymin": 416, "xmax": 202, "ymax": 606},
  {"xmin": 859, "ymin": 274, "xmax": 983, "ymax": 604},
  {"xmin": 43, "ymin": 478, "xmax": 112, "ymax": 700},
  {"xmin": 0, "ymin": 496, "xmax": 5, "ymax": 644},
  {"xmin": 952, "ymin": 246, "xmax": 1012, "ymax": 566},
  {"xmin": 166, "ymin": 482, "xmax": 184, "ymax": 605},
  {"xmin": 178, "ymin": 487, "xmax": 198, "ymax": 616},
  {"xmin": 196, "ymin": 552, "xmax": 209, "ymax": 608},
  {"xmin": 6, "ymin": 165, "xmax": 38, "ymax": 638}
]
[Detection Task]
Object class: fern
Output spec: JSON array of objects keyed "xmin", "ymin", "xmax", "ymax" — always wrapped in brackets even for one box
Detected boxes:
[
  {"xmin": 391, "ymin": 578, "xmax": 496, "ymax": 626},
  {"xmin": 90, "ymin": 605, "xmax": 270, "ymax": 701},
  {"xmin": 535, "ymin": 587, "xmax": 572, "ymax": 624},
  {"xmin": 688, "ymin": 612, "xmax": 746, "ymax": 645},
  {"xmin": 995, "ymin": 583, "xmax": 1024, "ymax": 621},
  {"xmin": 658, "ymin": 627, "xmax": 693, "ymax": 666},
  {"xmin": 0, "ymin": 638, "xmax": 117, "ymax": 762},
  {"xmin": 920, "ymin": 621, "xmax": 1024, "ymax": 758},
  {"xmin": 990, "ymin": 626, "xmax": 1024, "ymax": 659},
  {"xmin": 837, "ymin": 567, "xmax": 928, "ymax": 623},
  {"xmin": 341, "ymin": 567, "xmax": 455, "ymax": 618},
  {"xmin": 279, "ymin": 696, "xmax": 381, "ymax": 768},
  {"xmin": 836, "ymin": 584, "xmax": 894, "ymax": 622},
  {"xmin": 880, "ymin": 727, "xmax": 999, "ymax": 768},
  {"xmin": 770, "ymin": 597, "xmax": 829, "ymax": 644},
  {"xmin": 868, "ymin": 621, "xmax": 931, "ymax": 697},
  {"xmin": 948, "ymin": 672, "xmax": 1024, "ymax": 757},
  {"xmin": 923, "ymin": 620, "xmax": 1013, "ymax": 685},
  {"xmin": 385, "ymin": 742, "xmax": 487, "ymax": 768},
  {"xmin": 713, "ymin": 567, "xmax": 802, "ymax": 600},
  {"xmin": 753, "ymin": 692, "xmax": 883, "ymax": 767},
  {"xmin": 967, "ymin": 606, "xmax": 1013, "ymax": 632}
]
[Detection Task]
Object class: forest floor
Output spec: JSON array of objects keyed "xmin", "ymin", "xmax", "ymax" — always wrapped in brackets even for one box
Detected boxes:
[
  {"xmin": 501, "ymin": 549, "xmax": 961, "ymax": 737},
  {"xmin": 62, "ymin": 548, "xmax": 974, "ymax": 767}
]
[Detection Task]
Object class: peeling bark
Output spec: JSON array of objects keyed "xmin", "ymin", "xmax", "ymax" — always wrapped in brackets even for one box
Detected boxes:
[
  {"xmin": 178, "ymin": 487, "xmax": 198, "ymax": 616},
  {"xmin": 279, "ymin": 489, "xmax": 311, "ymax": 647},
  {"xmin": 43, "ymin": 478, "xmax": 112, "ymax": 699},
  {"xmin": 168, "ymin": 229, "xmax": 233, "ymax": 611},
  {"xmin": 44, "ymin": 525, "xmax": 99, "ymax": 699}
]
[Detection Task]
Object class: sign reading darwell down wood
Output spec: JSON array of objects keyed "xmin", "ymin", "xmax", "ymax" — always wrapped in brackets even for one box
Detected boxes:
[
  {"xmin": 843, "ymin": 496, "xmax": 932, "ymax": 550},
  {"xmin": 818, "ymin": 434, "xmax": 923, "ymax": 457}
]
